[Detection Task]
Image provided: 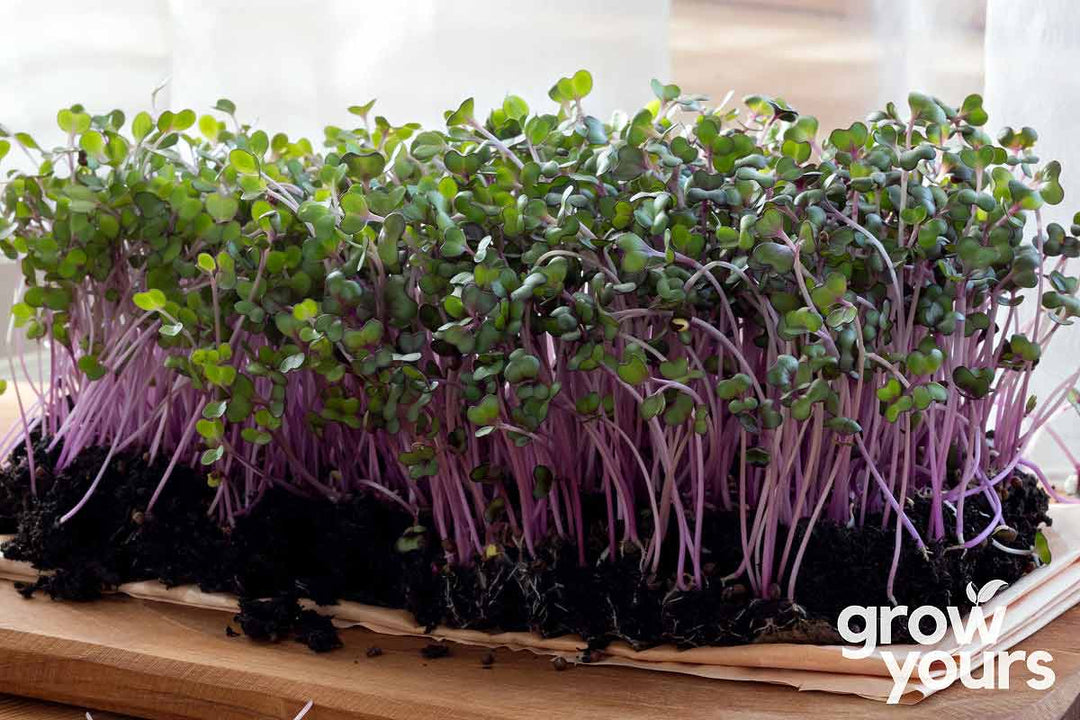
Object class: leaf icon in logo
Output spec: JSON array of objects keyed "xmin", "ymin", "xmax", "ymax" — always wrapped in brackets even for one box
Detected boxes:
[
  {"xmin": 966, "ymin": 581, "xmax": 978, "ymax": 605},
  {"xmin": 976, "ymin": 579, "xmax": 1009, "ymax": 605}
]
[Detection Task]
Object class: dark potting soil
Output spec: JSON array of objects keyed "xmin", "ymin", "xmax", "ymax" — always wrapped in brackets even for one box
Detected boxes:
[
  {"xmin": 232, "ymin": 595, "xmax": 343, "ymax": 652},
  {"xmin": 234, "ymin": 595, "xmax": 302, "ymax": 642},
  {"xmin": 0, "ymin": 433, "xmax": 1052, "ymax": 653},
  {"xmin": 420, "ymin": 642, "xmax": 451, "ymax": 660},
  {"xmin": 295, "ymin": 609, "xmax": 344, "ymax": 653}
]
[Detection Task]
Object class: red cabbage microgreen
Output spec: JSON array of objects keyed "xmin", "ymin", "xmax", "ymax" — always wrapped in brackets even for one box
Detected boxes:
[{"xmin": 1, "ymin": 74, "xmax": 1078, "ymax": 604}]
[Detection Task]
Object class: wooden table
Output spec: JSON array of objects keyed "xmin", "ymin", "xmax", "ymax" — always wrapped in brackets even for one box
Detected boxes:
[
  {"xmin": 0, "ymin": 582, "xmax": 1078, "ymax": 720},
  {"xmin": 0, "ymin": 695, "xmax": 134, "ymax": 719}
]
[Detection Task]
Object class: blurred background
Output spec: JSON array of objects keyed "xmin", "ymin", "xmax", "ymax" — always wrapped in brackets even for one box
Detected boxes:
[{"xmin": 1, "ymin": 0, "xmax": 1077, "ymax": 482}]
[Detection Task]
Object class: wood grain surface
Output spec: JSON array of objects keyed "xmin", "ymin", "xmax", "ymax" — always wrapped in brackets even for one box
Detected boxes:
[
  {"xmin": 0, "ymin": 582, "xmax": 1078, "ymax": 720},
  {"xmin": 0, "ymin": 694, "xmax": 134, "ymax": 720}
]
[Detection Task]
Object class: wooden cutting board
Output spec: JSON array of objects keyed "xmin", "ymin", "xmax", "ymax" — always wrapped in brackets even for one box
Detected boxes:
[
  {"xmin": 1, "ymin": 583, "xmax": 1080, "ymax": 720},
  {"xmin": 0, "ymin": 694, "xmax": 134, "ymax": 720}
]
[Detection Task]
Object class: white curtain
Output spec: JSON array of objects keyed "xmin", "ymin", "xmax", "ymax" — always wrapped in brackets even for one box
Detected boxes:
[
  {"xmin": 169, "ymin": 0, "xmax": 670, "ymax": 137},
  {"xmin": 871, "ymin": 0, "xmax": 985, "ymax": 108},
  {"xmin": 985, "ymin": 0, "xmax": 1080, "ymax": 484},
  {"xmin": 1, "ymin": 0, "xmax": 669, "ymax": 145}
]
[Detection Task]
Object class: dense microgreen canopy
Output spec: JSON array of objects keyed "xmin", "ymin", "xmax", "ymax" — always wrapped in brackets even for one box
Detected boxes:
[{"xmin": 1, "ymin": 74, "xmax": 1078, "ymax": 601}]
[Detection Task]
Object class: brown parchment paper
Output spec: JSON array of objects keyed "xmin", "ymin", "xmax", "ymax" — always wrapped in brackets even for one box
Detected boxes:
[{"xmin": 4, "ymin": 503, "xmax": 1080, "ymax": 704}]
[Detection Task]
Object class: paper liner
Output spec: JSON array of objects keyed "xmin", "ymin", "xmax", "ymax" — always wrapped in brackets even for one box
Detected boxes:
[{"xmin": 3, "ymin": 503, "xmax": 1080, "ymax": 704}]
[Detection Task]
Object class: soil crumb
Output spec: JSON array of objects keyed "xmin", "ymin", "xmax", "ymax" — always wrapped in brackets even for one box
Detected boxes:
[
  {"xmin": 421, "ymin": 643, "xmax": 451, "ymax": 660},
  {"xmin": 295, "ymin": 610, "xmax": 343, "ymax": 653}
]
